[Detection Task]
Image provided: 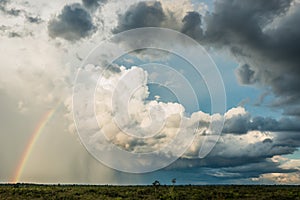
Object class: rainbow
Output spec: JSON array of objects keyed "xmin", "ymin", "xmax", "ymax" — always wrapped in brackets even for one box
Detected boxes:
[{"xmin": 11, "ymin": 104, "xmax": 60, "ymax": 183}]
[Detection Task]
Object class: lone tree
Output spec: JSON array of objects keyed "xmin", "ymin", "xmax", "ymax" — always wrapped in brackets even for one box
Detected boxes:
[
  {"xmin": 171, "ymin": 178, "xmax": 176, "ymax": 186},
  {"xmin": 152, "ymin": 180, "xmax": 161, "ymax": 198},
  {"xmin": 152, "ymin": 180, "xmax": 160, "ymax": 186}
]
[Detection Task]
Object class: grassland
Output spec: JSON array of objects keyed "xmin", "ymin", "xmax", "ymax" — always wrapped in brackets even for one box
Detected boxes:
[{"xmin": 0, "ymin": 184, "xmax": 299, "ymax": 199}]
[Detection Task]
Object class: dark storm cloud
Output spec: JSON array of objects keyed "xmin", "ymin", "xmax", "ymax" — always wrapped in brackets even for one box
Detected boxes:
[
  {"xmin": 203, "ymin": 0, "xmax": 292, "ymax": 45},
  {"xmin": 202, "ymin": 130, "xmax": 300, "ymax": 180},
  {"xmin": 274, "ymin": 132, "xmax": 300, "ymax": 148},
  {"xmin": 168, "ymin": 156, "xmax": 297, "ymax": 180},
  {"xmin": 168, "ymin": 156, "xmax": 264, "ymax": 170},
  {"xmin": 215, "ymin": 132, "xmax": 300, "ymax": 162},
  {"xmin": 219, "ymin": 162, "xmax": 297, "ymax": 180},
  {"xmin": 283, "ymin": 107, "xmax": 300, "ymax": 116},
  {"xmin": 223, "ymin": 113, "xmax": 300, "ymax": 134},
  {"xmin": 202, "ymin": 0, "xmax": 300, "ymax": 112},
  {"xmin": 181, "ymin": 11, "xmax": 203, "ymax": 41},
  {"xmin": 166, "ymin": 129, "xmax": 300, "ymax": 180},
  {"xmin": 113, "ymin": 1, "xmax": 166, "ymax": 33},
  {"xmin": 82, "ymin": 0, "xmax": 107, "ymax": 10},
  {"xmin": 176, "ymin": 164, "xmax": 297, "ymax": 184},
  {"xmin": 169, "ymin": 130, "xmax": 300, "ymax": 170},
  {"xmin": 48, "ymin": 3, "xmax": 95, "ymax": 41}
]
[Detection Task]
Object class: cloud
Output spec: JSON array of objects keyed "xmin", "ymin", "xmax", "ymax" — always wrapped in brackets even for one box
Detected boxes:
[
  {"xmin": 201, "ymin": 0, "xmax": 300, "ymax": 113},
  {"xmin": 235, "ymin": 64, "xmax": 256, "ymax": 85},
  {"xmin": 73, "ymin": 63, "xmax": 300, "ymax": 180},
  {"xmin": 253, "ymin": 158, "xmax": 300, "ymax": 183},
  {"xmin": 110, "ymin": 1, "xmax": 206, "ymax": 61},
  {"xmin": 283, "ymin": 107, "xmax": 300, "ymax": 116},
  {"xmin": 112, "ymin": 0, "xmax": 300, "ymax": 116},
  {"xmin": 0, "ymin": 1, "xmax": 22, "ymax": 17},
  {"xmin": 82, "ymin": 0, "xmax": 107, "ymax": 10},
  {"xmin": 259, "ymin": 172, "xmax": 300, "ymax": 184},
  {"xmin": 223, "ymin": 107, "xmax": 300, "ymax": 134},
  {"xmin": 167, "ymin": 130, "xmax": 300, "ymax": 181},
  {"xmin": 203, "ymin": 0, "xmax": 292, "ymax": 45},
  {"xmin": 0, "ymin": 0, "xmax": 42, "ymax": 24},
  {"xmin": 1, "ymin": 0, "xmax": 299, "ymax": 184},
  {"xmin": 113, "ymin": 1, "xmax": 166, "ymax": 33},
  {"xmin": 0, "ymin": 7, "xmax": 118, "ymax": 182},
  {"xmin": 181, "ymin": 11, "xmax": 203, "ymax": 41},
  {"xmin": 167, "ymin": 128, "xmax": 300, "ymax": 181},
  {"xmin": 113, "ymin": 0, "xmax": 199, "ymax": 34},
  {"xmin": 88, "ymin": 66, "xmax": 194, "ymax": 153},
  {"xmin": 26, "ymin": 15, "xmax": 42, "ymax": 24},
  {"xmin": 48, "ymin": 3, "xmax": 95, "ymax": 41}
]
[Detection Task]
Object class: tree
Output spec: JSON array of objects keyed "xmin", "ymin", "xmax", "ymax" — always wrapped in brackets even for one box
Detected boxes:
[
  {"xmin": 152, "ymin": 180, "xmax": 160, "ymax": 187},
  {"xmin": 152, "ymin": 180, "xmax": 160, "ymax": 199},
  {"xmin": 171, "ymin": 178, "xmax": 176, "ymax": 186}
]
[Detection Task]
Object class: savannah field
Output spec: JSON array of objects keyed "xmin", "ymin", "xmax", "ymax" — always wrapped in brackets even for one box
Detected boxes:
[{"xmin": 0, "ymin": 184, "xmax": 300, "ymax": 200}]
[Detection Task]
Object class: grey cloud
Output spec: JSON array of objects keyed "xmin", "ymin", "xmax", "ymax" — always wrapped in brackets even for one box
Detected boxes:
[
  {"xmin": 168, "ymin": 151, "xmax": 297, "ymax": 180},
  {"xmin": 26, "ymin": 15, "xmax": 42, "ymax": 24},
  {"xmin": 48, "ymin": 3, "xmax": 95, "ymax": 41},
  {"xmin": 223, "ymin": 112, "xmax": 250, "ymax": 134},
  {"xmin": 168, "ymin": 121, "xmax": 300, "ymax": 172},
  {"xmin": 5, "ymin": 8, "xmax": 21, "ymax": 16},
  {"xmin": 113, "ymin": 1, "xmax": 166, "ymax": 34},
  {"xmin": 167, "ymin": 156, "xmax": 264, "ymax": 170},
  {"xmin": 203, "ymin": 0, "xmax": 292, "ymax": 45},
  {"xmin": 220, "ymin": 162, "xmax": 297, "ymax": 180},
  {"xmin": 0, "ymin": 25, "xmax": 7, "ymax": 31},
  {"xmin": 82, "ymin": 0, "xmax": 107, "ymax": 10},
  {"xmin": 8, "ymin": 32, "xmax": 21, "ymax": 38},
  {"xmin": 262, "ymin": 138, "xmax": 273, "ymax": 144},
  {"xmin": 283, "ymin": 107, "xmax": 300, "ymax": 116},
  {"xmin": 202, "ymin": 0, "xmax": 300, "ymax": 112},
  {"xmin": 0, "ymin": 1, "xmax": 23, "ymax": 17},
  {"xmin": 0, "ymin": 0, "xmax": 8, "ymax": 10},
  {"xmin": 181, "ymin": 11, "xmax": 203, "ymax": 41},
  {"xmin": 113, "ymin": 1, "xmax": 203, "ymax": 37},
  {"xmin": 274, "ymin": 132, "xmax": 300, "ymax": 149},
  {"xmin": 111, "ymin": 1, "xmax": 205, "ymax": 62},
  {"xmin": 172, "ymin": 130, "xmax": 300, "ymax": 177},
  {"xmin": 211, "ymin": 133, "xmax": 299, "ymax": 161},
  {"xmin": 223, "ymin": 113, "xmax": 300, "ymax": 134},
  {"xmin": 235, "ymin": 64, "xmax": 256, "ymax": 85},
  {"xmin": 166, "ymin": 129, "xmax": 300, "ymax": 180},
  {"xmin": 0, "ymin": 1, "xmax": 42, "ymax": 26},
  {"xmin": 0, "ymin": 0, "xmax": 8, "ymax": 4}
]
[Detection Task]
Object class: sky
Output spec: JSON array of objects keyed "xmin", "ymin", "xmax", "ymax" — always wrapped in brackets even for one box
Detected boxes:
[{"xmin": 1, "ymin": 0, "xmax": 300, "ymax": 185}]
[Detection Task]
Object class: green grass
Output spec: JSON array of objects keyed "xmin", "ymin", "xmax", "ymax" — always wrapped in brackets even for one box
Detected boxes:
[{"xmin": 0, "ymin": 184, "xmax": 299, "ymax": 200}]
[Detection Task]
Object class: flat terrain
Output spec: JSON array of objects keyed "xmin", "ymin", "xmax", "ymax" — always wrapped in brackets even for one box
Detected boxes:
[{"xmin": 0, "ymin": 184, "xmax": 299, "ymax": 199}]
